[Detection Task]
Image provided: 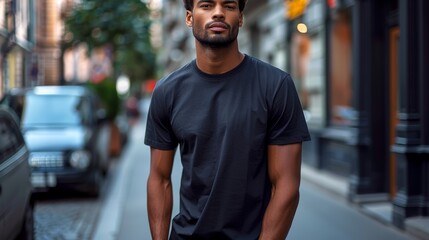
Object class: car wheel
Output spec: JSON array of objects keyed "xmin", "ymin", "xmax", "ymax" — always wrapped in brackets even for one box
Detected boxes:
[
  {"xmin": 100, "ymin": 154, "xmax": 110, "ymax": 177},
  {"xmin": 16, "ymin": 199, "xmax": 34, "ymax": 240}
]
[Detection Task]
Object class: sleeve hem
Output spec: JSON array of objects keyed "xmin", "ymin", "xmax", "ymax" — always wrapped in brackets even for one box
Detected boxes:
[
  {"xmin": 268, "ymin": 135, "xmax": 311, "ymax": 145},
  {"xmin": 144, "ymin": 138, "xmax": 177, "ymax": 150}
]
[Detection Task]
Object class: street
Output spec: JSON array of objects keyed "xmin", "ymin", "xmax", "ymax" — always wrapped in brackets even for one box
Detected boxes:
[
  {"xmin": 33, "ymin": 154, "xmax": 118, "ymax": 239},
  {"xmin": 34, "ymin": 193, "xmax": 102, "ymax": 240},
  {"xmin": 3, "ymin": 2, "xmax": 429, "ymax": 239},
  {"xmin": 33, "ymin": 99, "xmax": 418, "ymax": 240}
]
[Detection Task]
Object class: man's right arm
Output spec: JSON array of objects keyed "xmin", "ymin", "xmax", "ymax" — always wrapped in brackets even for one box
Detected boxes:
[{"xmin": 147, "ymin": 147, "xmax": 176, "ymax": 240}]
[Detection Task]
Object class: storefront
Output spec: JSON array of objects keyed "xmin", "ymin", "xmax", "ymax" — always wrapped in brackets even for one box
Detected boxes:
[
  {"xmin": 285, "ymin": 0, "xmax": 328, "ymax": 172},
  {"xmin": 286, "ymin": 0, "xmax": 429, "ymax": 228}
]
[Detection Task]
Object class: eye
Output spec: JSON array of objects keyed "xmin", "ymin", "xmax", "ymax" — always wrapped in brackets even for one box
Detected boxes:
[
  {"xmin": 200, "ymin": 3, "xmax": 211, "ymax": 9},
  {"xmin": 225, "ymin": 5, "xmax": 237, "ymax": 10}
]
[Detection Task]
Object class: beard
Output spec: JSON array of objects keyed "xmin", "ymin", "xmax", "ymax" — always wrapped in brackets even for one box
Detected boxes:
[{"xmin": 192, "ymin": 21, "xmax": 239, "ymax": 48}]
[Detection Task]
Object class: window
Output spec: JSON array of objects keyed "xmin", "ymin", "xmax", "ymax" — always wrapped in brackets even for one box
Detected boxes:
[
  {"xmin": 329, "ymin": 8, "xmax": 352, "ymax": 125},
  {"xmin": 288, "ymin": 0, "xmax": 327, "ymax": 128},
  {"xmin": 22, "ymin": 95, "xmax": 86, "ymax": 126},
  {"xmin": 0, "ymin": 118, "xmax": 20, "ymax": 164},
  {"xmin": 290, "ymin": 34, "xmax": 326, "ymax": 126}
]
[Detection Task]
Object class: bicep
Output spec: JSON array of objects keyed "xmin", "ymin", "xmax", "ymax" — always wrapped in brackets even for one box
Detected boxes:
[
  {"xmin": 267, "ymin": 143, "xmax": 302, "ymax": 189},
  {"xmin": 149, "ymin": 148, "xmax": 175, "ymax": 180}
]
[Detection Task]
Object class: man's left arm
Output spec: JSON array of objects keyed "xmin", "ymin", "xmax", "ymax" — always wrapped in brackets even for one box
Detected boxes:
[{"xmin": 259, "ymin": 143, "xmax": 302, "ymax": 240}]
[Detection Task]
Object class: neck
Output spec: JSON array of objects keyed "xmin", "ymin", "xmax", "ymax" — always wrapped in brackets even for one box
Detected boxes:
[{"xmin": 194, "ymin": 40, "xmax": 244, "ymax": 75}]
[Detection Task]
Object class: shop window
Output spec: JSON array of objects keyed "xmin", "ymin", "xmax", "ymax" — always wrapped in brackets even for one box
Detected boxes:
[
  {"xmin": 290, "ymin": 28, "xmax": 326, "ymax": 127},
  {"xmin": 329, "ymin": 8, "xmax": 352, "ymax": 125}
]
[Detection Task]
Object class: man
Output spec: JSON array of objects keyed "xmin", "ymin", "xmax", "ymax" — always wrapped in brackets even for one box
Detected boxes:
[{"xmin": 145, "ymin": 0, "xmax": 311, "ymax": 239}]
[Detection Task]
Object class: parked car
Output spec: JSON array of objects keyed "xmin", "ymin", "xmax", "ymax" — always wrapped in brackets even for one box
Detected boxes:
[
  {"xmin": 0, "ymin": 106, "xmax": 34, "ymax": 240},
  {"xmin": 0, "ymin": 85, "xmax": 110, "ymax": 196}
]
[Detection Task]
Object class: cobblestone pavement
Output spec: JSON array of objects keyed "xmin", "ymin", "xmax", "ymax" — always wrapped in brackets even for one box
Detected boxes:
[
  {"xmin": 31, "ymin": 115, "xmax": 136, "ymax": 240},
  {"xmin": 31, "ymin": 152, "xmax": 121, "ymax": 240},
  {"xmin": 34, "ymin": 191, "xmax": 102, "ymax": 240}
]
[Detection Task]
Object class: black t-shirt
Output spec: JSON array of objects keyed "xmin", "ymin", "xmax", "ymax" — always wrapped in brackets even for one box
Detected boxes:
[{"xmin": 145, "ymin": 55, "xmax": 311, "ymax": 239}]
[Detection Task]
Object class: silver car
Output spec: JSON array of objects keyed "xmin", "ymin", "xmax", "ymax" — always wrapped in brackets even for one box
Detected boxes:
[
  {"xmin": 1, "ymin": 85, "xmax": 111, "ymax": 197},
  {"xmin": 0, "ymin": 106, "xmax": 34, "ymax": 240}
]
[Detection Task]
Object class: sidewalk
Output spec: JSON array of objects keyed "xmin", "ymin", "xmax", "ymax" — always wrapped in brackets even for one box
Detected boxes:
[
  {"xmin": 301, "ymin": 165, "xmax": 429, "ymax": 240},
  {"xmin": 92, "ymin": 114, "xmax": 152, "ymax": 240}
]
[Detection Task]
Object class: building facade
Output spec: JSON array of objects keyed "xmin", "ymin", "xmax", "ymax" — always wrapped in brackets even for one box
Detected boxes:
[
  {"xmin": 284, "ymin": 0, "xmax": 428, "ymax": 229},
  {"xmin": 158, "ymin": 0, "xmax": 193, "ymax": 73},
  {"xmin": 0, "ymin": 0, "xmax": 68, "ymax": 96},
  {"xmin": 0, "ymin": 0, "xmax": 35, "ymax": 97},
  {"xmin": 34, "ymin": 0, "xmax": 67, "ymax": 86}
]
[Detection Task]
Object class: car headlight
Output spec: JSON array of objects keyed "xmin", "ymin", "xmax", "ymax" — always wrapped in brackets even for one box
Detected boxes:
[{"xmin": 69, "ymin": 150, "xmax": 91, "ymax": 169}]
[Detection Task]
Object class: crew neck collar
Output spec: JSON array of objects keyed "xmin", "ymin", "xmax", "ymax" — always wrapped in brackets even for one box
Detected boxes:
[{"xmin": 192, "ymin": 54, "xmax": 249, "ymax": 81}]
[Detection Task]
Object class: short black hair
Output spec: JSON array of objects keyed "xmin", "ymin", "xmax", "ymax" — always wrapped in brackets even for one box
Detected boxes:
[{"xmin": 183, "ymin": 0, "xmax": 247, "ymax": 12}]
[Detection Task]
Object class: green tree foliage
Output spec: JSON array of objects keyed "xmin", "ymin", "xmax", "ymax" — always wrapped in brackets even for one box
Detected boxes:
[
  {"xmin": 63, "ymin": 0, "xmax": 156, "ymax": 81},
  {"xmin": 86, "ymin": 77, "xmax": 120, "ymax": 120}
]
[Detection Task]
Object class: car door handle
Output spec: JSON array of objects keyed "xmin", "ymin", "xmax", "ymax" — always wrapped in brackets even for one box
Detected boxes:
[{"xmin": 0, "ymin": 185, "xmax": 2, "ymax": 195}]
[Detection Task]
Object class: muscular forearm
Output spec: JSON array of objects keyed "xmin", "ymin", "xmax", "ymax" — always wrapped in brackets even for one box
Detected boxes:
[
  {"xmin": 147, "ymin": 175, "xmax": 173, "ymax": 240},
  {"xmin": 259, "ymin": 187, "xmax": 300, "ymax": 240}
]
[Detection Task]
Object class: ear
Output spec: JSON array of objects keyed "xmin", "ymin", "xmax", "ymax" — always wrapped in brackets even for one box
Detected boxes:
[
  {"xmin": 239, "ymin": 13, "xmax": 243, "ymax": 27},
  {"xmin": 185, "ymin": 10, "xmax": 193, "ymax": 27}
]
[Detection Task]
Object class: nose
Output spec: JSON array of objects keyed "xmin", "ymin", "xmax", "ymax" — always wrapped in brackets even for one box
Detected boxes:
[{"xmin": 212, "ymin": 5, "xmax": 225, "ymax": 20}]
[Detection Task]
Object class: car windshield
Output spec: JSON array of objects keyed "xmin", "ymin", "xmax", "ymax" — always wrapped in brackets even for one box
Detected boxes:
[{"xmin": 20, "ymin": 94, "xmax": 90, "ymax": 127}]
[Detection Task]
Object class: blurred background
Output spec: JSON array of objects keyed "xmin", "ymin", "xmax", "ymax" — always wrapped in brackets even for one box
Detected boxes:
[{"xmin": 0, "ymin": 0, "xmax": 428, "ymax": 239}]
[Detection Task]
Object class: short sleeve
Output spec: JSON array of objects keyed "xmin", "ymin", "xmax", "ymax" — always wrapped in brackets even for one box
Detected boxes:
[
  {"xmin": 267, "ymin": 74, "xmax": 311, "ymax": 145},
  {"xmin": 144, "ymin": 83, "xmax": 178, "ymax": 150}
]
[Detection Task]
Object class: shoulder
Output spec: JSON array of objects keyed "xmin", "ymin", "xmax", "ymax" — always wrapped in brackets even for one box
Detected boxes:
[
  {"xmin": 150, "ymin": 61, "xmax": 193, "ymax": 106},
  {"xmin": 244, "ymin": 55, "xmax": 294, "ymax": 91}
]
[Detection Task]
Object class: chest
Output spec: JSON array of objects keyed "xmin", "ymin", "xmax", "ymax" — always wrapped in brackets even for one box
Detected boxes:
[{"xmin": 170, "ymin": 80, "xmax": 268, "ymax": 143}]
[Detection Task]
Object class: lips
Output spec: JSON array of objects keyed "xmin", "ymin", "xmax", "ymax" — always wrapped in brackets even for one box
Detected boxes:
[{"xmin": 208, "ymin": 22, "xmax": 228, "ymax": 31}]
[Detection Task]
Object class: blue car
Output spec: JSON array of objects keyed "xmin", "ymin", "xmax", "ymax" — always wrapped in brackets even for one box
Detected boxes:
[{"xmin": 1, "ymin": 85, "xmax": 111, "ymax": 197}]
